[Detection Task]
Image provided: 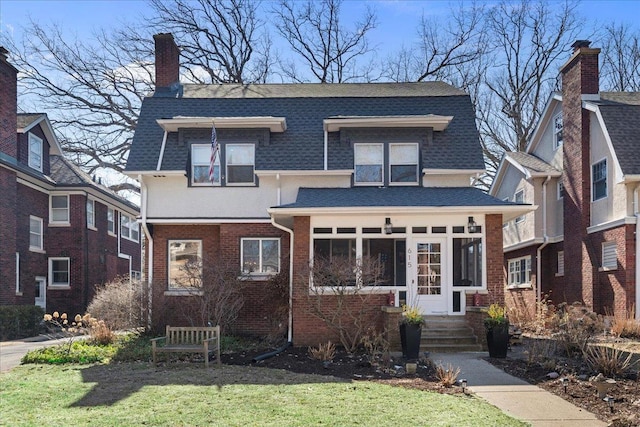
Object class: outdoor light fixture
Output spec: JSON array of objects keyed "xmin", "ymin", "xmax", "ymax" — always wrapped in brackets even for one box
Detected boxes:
[
  {"xmin": 460, "ymin": 379, "xmax": 467, "ymax": 393},
  {"xmin": 604, "ymin": 396, "xmax": 614, "ymax": 413},
  {"xmin": 467, "ymin": 216, "xmax": 478, "ymax": 233},
  {"xmin": 561, "ymin": 377, "xmax": 569, "ymax": 393},
  {"xmin": 384, "ymin": 217, "xmax": 393, "ymax": 234}
]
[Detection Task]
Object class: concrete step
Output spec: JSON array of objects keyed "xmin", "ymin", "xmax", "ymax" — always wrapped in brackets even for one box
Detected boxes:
[
  {"xmin": 423, "ymin": 336, "xmax": 479, "ymax": 345},
  {"xmin": 421, "ymin": 343, "xmax": 483, "ymax": 353},
  {"xmin": 419, "ymin": 316, "xmax": 481, "ymax": 352},
  {"xmin": 421, "ymin": 327, "xmax": 475, "ymax": 336}
]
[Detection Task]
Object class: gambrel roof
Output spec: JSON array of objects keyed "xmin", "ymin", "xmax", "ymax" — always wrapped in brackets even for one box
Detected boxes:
[{"xmin": 126, "ymin": 82, "xmax": 484, "ymax": 173}]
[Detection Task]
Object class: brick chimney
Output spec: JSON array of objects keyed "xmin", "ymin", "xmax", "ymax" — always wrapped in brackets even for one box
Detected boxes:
[
  {"xmin": 0, "ymin": 47, "xmax": 18, "ymax": 158},
  {"xmin": 153, "ymin": 33, "xmax": 180, "ymax": 89},
  {"xmin": 560, "ymin": 40, "xmax": 601, "ymax": 309}
]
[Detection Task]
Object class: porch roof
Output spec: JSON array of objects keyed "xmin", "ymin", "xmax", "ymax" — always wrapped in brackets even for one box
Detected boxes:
[{"xmin": 269, "ymin": 187, "xmax": 533, "ymax": 223}]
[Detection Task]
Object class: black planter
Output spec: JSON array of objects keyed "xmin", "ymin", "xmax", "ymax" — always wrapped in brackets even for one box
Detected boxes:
[
  {"xmin": 399, "ymin": 322, "xmax": 422, "ymax": 360},
  {"xmin": 485, "ymin": 322, "xmax": 509, "ymax": 358}
]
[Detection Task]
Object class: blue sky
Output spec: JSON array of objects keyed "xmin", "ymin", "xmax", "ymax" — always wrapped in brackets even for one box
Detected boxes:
[{"xmin": 2, "ymin": 0, "xmax": 640, "ymax": 55}]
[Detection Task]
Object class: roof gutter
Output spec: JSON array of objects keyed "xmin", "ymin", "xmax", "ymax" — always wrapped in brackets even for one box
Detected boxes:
[
  {"xmin": 139, "ymin": 174, "xmax": 154, "ymax": 329},
  {"xmin": 270, "ymin": 215, "xmax": 294, "ymax": 344},
  {"xmin": 536, "ymin": 175, "xmax": 552, "ymax": 307}
]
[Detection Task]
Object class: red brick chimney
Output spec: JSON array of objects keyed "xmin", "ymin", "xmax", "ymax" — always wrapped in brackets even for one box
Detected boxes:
[
  {"xmin": 153, "ymin": 33, "xmax": 180, "ymax": 89},
  {"xmin": 0, "ymin": 47, "xmax": 18, "ymax": 158},
  {"xmin": 560, "ymin": 40, "xmax": 601, "ymax": 309}
]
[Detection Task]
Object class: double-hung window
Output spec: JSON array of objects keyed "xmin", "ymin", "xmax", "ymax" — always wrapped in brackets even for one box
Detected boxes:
[
  {"xmin": 50, "ymin": 195, "xmax": 69, "ymax": 224},
  {"xmin": 592, "ymin": 159, "xmax": 607, "ymax": 200},
  {"xmin": 389, "ymin": 143, "xmax": 419, "ymax": 184},
  {"xmin": 49, "ymin": 257, "xmax": 70, "ymax": 287},
  {"xmin": 241, "ymin": 238, "xmax": 280, "ymax": 275},
  {"xmin": 120, "ymin": 213, "xmax": 139, "ymax": 242},
  {"xmin": 29, "ymin": 134, "xmax": 43, "ymax": 172},
  {"xmin": 226, "ymin": 144, "xmax": 255, "ymax": 184},
  {"xmin": 29, "ymin": 216, "xmax": 44, "ymax": 251},
  {"xmin": 168, "ymin": 240, "xmax": 202, "ymax": 289},
  {"xmin": 354, "ymin": 143, "xmax": 383, "ymax": 185},
  {"xmin": 107, "ymin": 207, "xmax": 116, "ymax": 235},
  {"xmin": 191, "ymin": 144, "xmax": 220, "ymax": 185},
  {"xmin": 508, "ymin": 256, "xmax": 531, "ymax": 287},
  {"xmin": 554, "ymin": 114, "xmax": 563, "ymax": 149},
  {"xmin": 86, "ymin": 199, "xmax": 95, "ymax": 229}
]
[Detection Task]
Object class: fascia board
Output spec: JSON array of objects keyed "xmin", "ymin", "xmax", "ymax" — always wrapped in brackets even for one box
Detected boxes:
[
  {"xmin": 156, "ymin": 116, "xmax": 287, "ymax": 132},
  {"xmin": 323, "ymin": 115, "xmax": 453, "ymax": 132}
]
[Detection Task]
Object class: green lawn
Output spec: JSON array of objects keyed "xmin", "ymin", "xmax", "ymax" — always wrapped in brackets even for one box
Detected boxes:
[{"xmin": 0, "ymin": 362, "xmax": 527, "ymax": 427}]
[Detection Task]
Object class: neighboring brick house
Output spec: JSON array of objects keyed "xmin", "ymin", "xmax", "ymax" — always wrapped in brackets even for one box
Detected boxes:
[
  {"xmin": 125, "ymin": 34, "xmax": 529, "ymax": 346},
  {"xmin": 490, "ymin": 40, "xmax": 640, "ymax": 320},
  {"xmin": 0, "ymin": 47, "xmax": 141, "ymax": 316}
]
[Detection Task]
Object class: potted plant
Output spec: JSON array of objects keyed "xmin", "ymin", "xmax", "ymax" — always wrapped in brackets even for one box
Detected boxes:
[
  {"xmin": 399, "ymin": 305, "xmax": 425, "ymax": 360},
  {"xmin": 484, "ymin": 303, "xmax": 509, "ymax": 358}
]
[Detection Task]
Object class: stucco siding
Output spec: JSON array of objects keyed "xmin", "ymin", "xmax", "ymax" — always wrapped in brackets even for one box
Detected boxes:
[{"xmin": 531, "ymin": 102, "xmax": 564, "ymax": 169}]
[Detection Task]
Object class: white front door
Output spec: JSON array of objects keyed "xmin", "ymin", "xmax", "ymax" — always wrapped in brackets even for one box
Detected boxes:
[
  {"xmin": 409, "ymin": 239, "xmax": 448, "ymax": 315},
  {"xmin": 35, "ymin": 277, "xmax": 46, "ymax": 310}
]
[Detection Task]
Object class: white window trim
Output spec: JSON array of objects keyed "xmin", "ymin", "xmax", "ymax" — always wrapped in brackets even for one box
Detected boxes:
[
  {"xmin": 389, "ymin": 142, "xmax": 419, "ymax": 186},
  {"xmin": 225, "ymin": 143, "xmax": 255, "ymax": 186},
  {"xmin": 29, "ymin": 215, "xmax": 44, "ymax": 252},
  {"xmin": 556, "ymin": 251, "xmax": 565, "ymax": 277},
  {"xmin": 86, "ymin": 198, "xmax": 97, "ymax": 230},
  {"xmin": 600, "ymin": 241, "xmax": 617, "ymax": 271},
  {"xmin": 48, "ymin": 257, "xmax": 71, "ymax": 288},
  {"xmin": 553, "ymin": 113, "xmax": 563, "ymax": 150},
  {"xmin": 592, "ymin": 158, "xmax": 607, "ymax": 201},
  {"xmin": 354, "ymin": 143, "xmax": 384, "ymax": 186},
  {"xmin": 191, "ymin": 143, "xmax": 221, "ymax": 186},
  {"xmin": 49, "ymin": 194, "xmax": 70, "ymax": 226},
  {"xmin": 241, "ymin": 237, "xmax": 281, "ymax": 278},
  {"xmin": 514, "ymin": 189, "xmax": 525, "ymax": 224},
  {"xmin": 507, "ymin": 255, "xmax": 532, "ymax": 288},
  {"xmin": 168, "ymin": 239, "xmax": 203, "ymax": 291},
  {"xmin": 28, "ymin": 133, "xmax": 43, "ymax": 172},
  {"xmin": 120, "ymin": 213, "xmax": 139, "ymax": 242},
  {"xmin": 107, "ymin": 207, "xmax": 116, "ymax": 236}
]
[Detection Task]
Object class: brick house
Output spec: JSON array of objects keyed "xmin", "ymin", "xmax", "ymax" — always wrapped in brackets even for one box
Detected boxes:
[
  {"xmin": 490, "ymin": 40, "xmax": 640, "ymax": 320},
  {"xmin": 0, "ymin": 47, "xmax": 141, "ymax": 316},
  {"xmin": 125, "ymin": 34, "xmax": 530, "ymax": 346}
]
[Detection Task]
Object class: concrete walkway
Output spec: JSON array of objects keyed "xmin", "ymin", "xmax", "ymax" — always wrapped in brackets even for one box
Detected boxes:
[
  {"xmin": 0, "ymin": 334, "xmax": 69, "ymax": 373},
  {"xmin": 429, "ymin": 352, "xmax": 606, "ymax": 427}
]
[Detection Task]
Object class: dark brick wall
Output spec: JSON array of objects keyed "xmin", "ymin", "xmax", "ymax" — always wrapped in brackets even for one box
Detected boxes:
[
  {"xmin": 0, "ymin": 167, "xmax": 18, "ymax": 305},
  {"xmin": 153, "ymin": 33, "xmax": 180, "ymax": 88},
  {"xmin": 0, "ymin": 51, "xmax": 17, "ymax": 158}
]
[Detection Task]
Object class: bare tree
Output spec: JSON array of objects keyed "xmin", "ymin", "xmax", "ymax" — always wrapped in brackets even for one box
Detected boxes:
[
  {"xmin": 148, "ymin": 0, "xmax": 273, "ymax": 84},
  {"xmin": 478, "ymin": 0, "xmax": 583, "ymax": 185},
  {"xmin": 386, "ymin": 2, "xmax": 486, "ymax": 85},
  {"xmin": 304, "ymin": 255, "xmax": 386, "ymax": 353},
  {"xmin": 599, "ymin": 22, "xmax": 640, "ymax": 91},
  {"xmin": 272, "ymin": 0, "xmax": 377, "ymax": 83}
]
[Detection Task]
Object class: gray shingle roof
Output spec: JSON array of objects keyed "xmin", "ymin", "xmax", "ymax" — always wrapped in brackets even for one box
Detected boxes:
[
  {"xmin": 598, "ymin": 104, "xmax": 640, "ymax": 175},
  {"xmin": 276, "ymin": 187, "xmax": 519, "ymax": 209},
  {"xmin": 600, "ymin": 92, "xmax": 640, "ymax": 105},
  {"xmin": 127, "ymin": 82, "xmax": 483, "ymax": 173},
  {"xmin": 506, "ymin": 152, "xmax": 561, "ymax": 175},
  {"xmin": 17, "ymin": 113, "xmax": 45, "ymax": 130}
]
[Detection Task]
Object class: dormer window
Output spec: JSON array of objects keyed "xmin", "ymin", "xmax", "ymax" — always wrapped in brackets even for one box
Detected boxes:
[
  {"xmin": 390, "ymin": 143, "xmax": 419, "ymax": 184},
  {"xmin": 28, "ymin": 134, "xmax": 43, "ymax": 172},
  {"xmin": 354, "ymin": 143, "xmax": 383, "ymax": 185},
  {"xmin": 226, "ymin": 144, "xmax": 255, "ymax": 184},
  {"xmin": 191, "ymin": 144, "xmax": 220, "ymax": 185},
  {"xmin": 554, "ymin": 114, "xmax": 563, "ymax": 149}
]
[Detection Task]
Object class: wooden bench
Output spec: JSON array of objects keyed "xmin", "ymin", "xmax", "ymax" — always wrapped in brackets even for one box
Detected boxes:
[{"xmin": 151, "ymin": 326, "xmax": 221, "ymax": 368}]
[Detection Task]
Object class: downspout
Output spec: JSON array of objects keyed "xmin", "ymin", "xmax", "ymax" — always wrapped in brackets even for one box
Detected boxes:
[
  {"xmin": 139, "ymin": 174, "xmax": 154, "ymax": 329},
  {"xmin": 270, "ymin": 215, "xmax": 294, "ymax": 344},
  {"xmin": 635, "ymin": 185, "xmax": 640, "ymax": 320},
  {"xmin": 323, "ymin": 128, "xmax": 328, "ymax": 171},
  {"xmin": 536, "ymin": 176, "xmax": 552, "ymax": 306}
]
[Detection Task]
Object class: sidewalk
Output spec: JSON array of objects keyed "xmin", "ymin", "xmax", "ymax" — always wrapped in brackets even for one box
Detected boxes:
[
  {"xmin": 0, "ymin": 334, "xmax": 69, "ymax": 373},
  {"xmin": 429, "ymin": 351, "xmax": 606, "ymax": 427}
]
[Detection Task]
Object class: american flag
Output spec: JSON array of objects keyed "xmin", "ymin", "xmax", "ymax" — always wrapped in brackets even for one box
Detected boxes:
[{"xmin": 209, "ymin": 123, "xmax": 219, "ymax": 182}]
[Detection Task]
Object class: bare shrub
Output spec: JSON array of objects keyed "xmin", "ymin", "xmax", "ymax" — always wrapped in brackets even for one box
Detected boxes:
[
  {"xmin": 361, "ymin": 327, "xmax": 390, "ymax": 367},
  {"xmin": 174, "ymin": 259, "xmax": 246, "ymax": 331},
  {"xmin": 263, "ymin": 269, "xmax": 290, "ymax": 344},
  {"xmin": 435, "ymin": 363, "xmax": 461, "ymax": 387},
  {"xmin": 583, "ymin": 344, "xmax": 637, "ymax": 378},
  {"xmin": 88, "ymin": 276, "xmax": 147, "ymax": 331},
  {"xmin": 308, "ymin": 341, "xmax": 336, "ymax": 362},
  {"xmin": 551, "ymin": 302, "xmax": 604, "ymax": 357},
  {"xmin": 304, "ymin": 255, "xmax": 386, "ymax": 353},
  {"xmin": 609, "ymin": 306, "xmax": 640, "ymax": 339}
]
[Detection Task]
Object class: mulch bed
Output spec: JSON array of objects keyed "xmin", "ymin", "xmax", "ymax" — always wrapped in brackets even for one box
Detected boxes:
[{"xmin": 221, "ymin": 344, "xmax": 640, "ymax": 426}]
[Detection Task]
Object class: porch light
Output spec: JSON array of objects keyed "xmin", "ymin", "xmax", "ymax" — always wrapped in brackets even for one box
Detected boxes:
[
  {"xmin": 467, "ymin": 216, "xmax": 478, "ymax": 233},
  {"xmin": 384, "ymin": 218, "xmax": 393, "ymax": 234}
]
